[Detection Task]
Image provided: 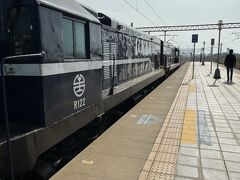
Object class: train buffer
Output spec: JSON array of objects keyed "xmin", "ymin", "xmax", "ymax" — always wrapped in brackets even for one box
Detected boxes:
[{"xmin": 51, "ymin": 62, "xmax": 240, "ymax": 180}]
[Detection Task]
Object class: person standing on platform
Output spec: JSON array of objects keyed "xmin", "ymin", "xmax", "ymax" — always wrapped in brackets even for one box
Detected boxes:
[{"xmin": 224, "ymin": 49, "xmax": 236, "ymax": 82}]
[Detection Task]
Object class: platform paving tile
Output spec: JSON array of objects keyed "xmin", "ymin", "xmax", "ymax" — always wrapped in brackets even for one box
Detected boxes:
[
  {"xmin": 175, "ymin": 177, "xmax": 195, "ymax": 180},
  {"xmin": 229, "ymin": 121, "xmax": 240, "ymax": 125},
  {"xmin": 201, "ymin": 158, "xmax": 226, "ymax": 170},
  {"xmin": 212, "ymin": 115, "xmax": 226, "ymax": 119},
  {"xmin": 154, "ymin": 152, "xmax": 177, "ymax": 163},
  {"xmin": 199, "ymin": 131, "xmax": 217, "ymax": 137},
  {"xmin": 225, "ymin": 161, "xmax": 240, "ymax": 173},
  {"xmin": 215, "ymin": 127, "xmax": 233, "ymax": 133},
  {"xmin": 226, "ymin": 116, "xmax": 240, "ymax": 120},
  {"xmin": 218, "ymin": 137, "xmax": 238, "ymax": 145},
  {"xmin": 236, "ymin": 133, "xmax": 240, "ymax": 139},
  {"xmin": 220, "ymin": 144, "xmax": 240, "ymax": 153},
  {"xmin": 180, "ymin": 143, "xmax": 198, "ymax": 148},
  {"xmin": 176, "ymin": 165, "xmax": 198, "ymax": 179},
  {"xmin": 200, "ymin": 149, "xmax": 222, "ymax": 159},
  {"xmin": 232, "ymin": 128, "xmax": 240, "ymax": 134},
  {"xmin": 231, "ymin": 124, "xmax": 240, "ymax": 128},
  {"xmin": 215, "ymin": 123, "xmax": 231, "ymax": 128},
  {"xmin": 147, "ymin": 171, "xmax": 174, "ymax": 180},
  {"xmin": 214, "ymin": 119, "xmax": 229, "ymax": 124},
  {"xmin": 179, "ymin": 147, "xmax": 199, "ymax": 157},
  {"xmin": 229, "ymin": 172, "xmax": 240, "ymax": 180},
  {"xmin": 151, "ymin": 161, "xmax": 176, "ymax": 175},
  {"xmin": 177, "ymin": 155, "xmax": 198, "ymax": 167},
  {"xmin": 199, "ymin": 136, "xmax": 219, "ymax": 144},
  {"xmin": 161, "ymin": 136, "xmax": 180, "ymax": 143},
  {"xmin": 200, "ymin": 143, "xmax": 220, "ymax": 151},
  {"xmin": 203, "ymin": 169, "xmax": 229, "ymax": 180},
  {"xmin": 216, "ymin": 132, "xmax": 235, "ymax": 138},
  {"xmin": 139, "ymin": 63, "xmax": 240, "ymax": 180}
]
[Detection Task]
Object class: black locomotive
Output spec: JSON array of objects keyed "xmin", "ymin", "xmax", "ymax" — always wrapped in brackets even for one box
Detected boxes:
[{"xmin": 0, "ymin": 0, "xmax": 180, "ymax": 178}]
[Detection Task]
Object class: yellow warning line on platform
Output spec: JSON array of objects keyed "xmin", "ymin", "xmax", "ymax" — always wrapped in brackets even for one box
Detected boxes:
[
  {"xmin": 181, "ymin": 110, "xmax": 196, "ymax": 144},
  {"xmin": 189, "ymin": 84, "xmax": 196, "ymax": 92},
  {"xmin": 139, "ymin": 63, "xmax": 192, "ymax": 180}
]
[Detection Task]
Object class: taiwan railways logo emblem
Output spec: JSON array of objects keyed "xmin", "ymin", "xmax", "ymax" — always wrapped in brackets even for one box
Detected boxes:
[{"xmin": 73, "ymin": 74, "xmax": 86, "ymax": 97}]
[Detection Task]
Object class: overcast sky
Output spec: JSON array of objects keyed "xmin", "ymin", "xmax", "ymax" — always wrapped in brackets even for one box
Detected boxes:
[{"xmin": 77, "ymin": 0, "xmax": 240, "ymax": 55}]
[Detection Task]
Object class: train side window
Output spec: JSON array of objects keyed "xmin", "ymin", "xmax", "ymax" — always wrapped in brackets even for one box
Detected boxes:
[
  {"xmin": 63, "ymin": 18, "xmax": 74, "ymax": 58},
  {"xmin": 75, "ymin": 22, "xmax": 86, "ymax": 59}
]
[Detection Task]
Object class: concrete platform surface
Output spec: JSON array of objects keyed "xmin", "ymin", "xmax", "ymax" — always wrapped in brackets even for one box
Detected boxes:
[
  {"xmin": 51, "ymin": 62, "xmax": 240, "ymax": 180},
  {"xmin": 51, "ymin": 63, "xmax": 189, "ymax": 180}
]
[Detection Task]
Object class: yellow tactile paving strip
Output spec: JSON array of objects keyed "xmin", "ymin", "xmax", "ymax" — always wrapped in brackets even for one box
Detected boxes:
[
  {"xmin": 181, "ymin": 110, "xmax": 197, "ymax": 144},
  {"xmin": 189, "ymin": 84, "xmax": 196, "ymax": 92},
  {"xmin": 139, "ymin": 65, "xmax": 193, "ymax": 180}
]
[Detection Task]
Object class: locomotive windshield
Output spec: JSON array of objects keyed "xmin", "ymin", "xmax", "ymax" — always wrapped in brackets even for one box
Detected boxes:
[{"xmin": 8, "ymin": 6, "xmax": 33, "ymax": 55}]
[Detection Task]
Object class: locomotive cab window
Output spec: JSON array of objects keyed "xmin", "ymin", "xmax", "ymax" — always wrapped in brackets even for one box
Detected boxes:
[
  {"xmin": 8, "ymin": 6, "xmax": 33, "ymax": 55},
  {"xmin": 63, "ymin": 19, "xmax": 74, "ymax": 58},
  {"xmin": 63, "ymin": 18, "xmax": 87, "ymax": 59},
  {"xmin": 75, "ymin": 22, "xmax": 86, "ymax": 58}
]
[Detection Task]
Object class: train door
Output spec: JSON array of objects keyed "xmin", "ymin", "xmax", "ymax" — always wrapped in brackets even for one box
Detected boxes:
[{"xmin": 174, "ymin": 48, "xmax": 180, "ymax": 63}]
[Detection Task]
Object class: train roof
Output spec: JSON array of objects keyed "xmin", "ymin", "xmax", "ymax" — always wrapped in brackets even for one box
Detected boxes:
[
  {"xmin": 99, "ymin": 12, "xmax": 161, "ymax": 43},
  {"xmin": 36, "ymin": 0, "xmax": 100, "ymax": 23},
  {"xmin": 81, "ymin": 4, "xmax": 162, "ymax": 44}
]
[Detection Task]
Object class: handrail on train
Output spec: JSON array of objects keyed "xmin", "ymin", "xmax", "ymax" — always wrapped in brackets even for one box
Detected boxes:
[{"xmin": 0, "ymin": 51, "xmax": 45, "ymax": 180}]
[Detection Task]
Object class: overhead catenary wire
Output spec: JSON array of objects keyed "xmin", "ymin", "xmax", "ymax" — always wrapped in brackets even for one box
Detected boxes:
[
  {"xmin": 221, "ymin": 33, "xmax": 234, "ymax": 41},
  {"xmin": 222, "ymin": 37, "xmax": 240, "ymax": 45},
  {"xmin": 121, "ymin": 0, "xmax": 157, "ymax": 26},
  {"xmin": 143, "ymin": 0, "xmax": 167, "ymax": 25},
  {"xmin": 219, "ymin": 32, "xmax": 240, "ymax": 52},
  {"xmin": 142, "ymin": 0, "xmax": 183, "ymax": 46},
  {"xmin": 78, "ymin": 0, "xmax": 155, "ymax": 27},
  {"xmin": 142, "ymin": 0, "xmax": 175, "ymax": 43},
  {"xmin": 81, "ymin": 0, "xmax": 183, "ymax": 49},
  {"xmin": 232, "ymin": 32, "xmax": 240, "ymax": 39}
]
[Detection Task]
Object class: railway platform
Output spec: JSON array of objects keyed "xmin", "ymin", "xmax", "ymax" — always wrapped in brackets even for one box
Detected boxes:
[{"xmin": 51, "ymin": 62, "xmax": 240, "ymax": 180}]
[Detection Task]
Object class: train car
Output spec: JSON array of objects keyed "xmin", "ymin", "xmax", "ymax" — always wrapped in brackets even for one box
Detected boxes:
[
  {"xmin": 80, "ymin": 7, "xmax": 163, "ymax": 90},
  {"xmin": 161, "ymin": 44, "xmax": 180, "ymax": 71},
  {"xmin": 0, "ymin": 0, "xmax": 180, "ymax": 178}
]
